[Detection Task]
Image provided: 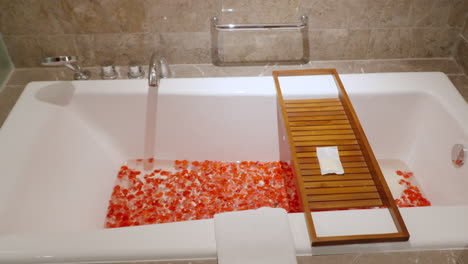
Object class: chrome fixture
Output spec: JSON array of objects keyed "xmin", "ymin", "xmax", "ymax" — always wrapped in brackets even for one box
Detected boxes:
[
  {"xmin": 101, "ymin": 64, "xmax": 118, "ymax": 80},
  {"xmin": 452, "ymin": 144, "xmax": 466, "ymax": 168},
  {"xmin": 41, "ymin": 56, "xmax": 90, "ymax": 80},
  {"xmin": 148, "ymin": 53, "xmax": 171, "ymax": 87},
  {"xmin": 128, "ymin": 63, "xmax": 145, "ymax": 79},
  {"xmin": 210, "ymin": 15, "xmax": 310, "ymax": 66}
]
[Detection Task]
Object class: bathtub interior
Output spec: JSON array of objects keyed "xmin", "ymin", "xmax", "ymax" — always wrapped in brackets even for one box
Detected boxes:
[{"xmin": 0, "ymin": 75, "xmax": 467, "ymax": 236}]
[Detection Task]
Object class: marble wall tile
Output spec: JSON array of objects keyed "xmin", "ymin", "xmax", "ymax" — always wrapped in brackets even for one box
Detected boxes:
[
  {"xmin": 366, "ymin": 28, "xmax": 414, "ymax": 59},
  {"xmin": 300, "ymin": 0, "xmax": 384, "ymax": 29},
  {"xmin": 220, "ymin": 0, "xmax": 301, "ymax": 24},
  {"xmin": 456, "ymin": 38, "xmax": 468, "ymax": 74},
  {"xmin": 408, "ymin": 0, "xmax": 452, "ymax": 27},
  {"xmin": 0, "ymin": 0, "xmax": 76, "ymax": 35},
  {"xmin": 309, "ymin": 29, "xmax": 370, "ymax": 60},
  {"xmin": 411, "ymin": 27, "xmax": 459, "ymax": 57},
  {"xmin": 159, "ymin": 32, "xmax": 211, "ymax": 64},
  {"xmin": 145, "ymin": 0, "xmax": 218, "ymax": 32},
  {"xmin": 75, "ymin": 33, "xmax": 161, "ymax": 66},
  {"xmin": 448, "ymin": 0, "xmax": 468, "ymax": 27},
  {"xmin": 463, "ymin": 19, "xmax": 468, "ymax": 39},
  {"xmin": 220, "ymin": 31, "xmax": 304, "ymax": 63},
  {"xmin": 2, "ymin": 35, "xmax": 77, "ymax": 68},
  {"xmin": 366, "ymin": 27, "xmax": 457, "ymax": 59},
  {"xmin": 374, "ymin": 0, "xmax": 413, "ymax": 28},
  {"xmin": 0, "ymin": 85, "xmax": 26, "ymax": 128},
  {"xmin": 65, "ymin": 0, "xmax": 148, "ymax": 34}
]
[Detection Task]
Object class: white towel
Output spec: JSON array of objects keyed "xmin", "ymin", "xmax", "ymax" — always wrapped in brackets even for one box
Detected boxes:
[
  {"xmin": 214, "ymin": 207, "xmax": 297, "ymax": 264},
  {"xmin": 316, "ymin": 146, "xmax": 344, "ymax": 175}
]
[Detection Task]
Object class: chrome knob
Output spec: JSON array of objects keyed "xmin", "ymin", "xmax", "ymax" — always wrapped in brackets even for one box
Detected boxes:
[
  {"xmin": 128, "ymin": 64, "xmax": 144, "ymax": 79},
  {"xmin": 101, "ymin": 64, "xmax": 118, "ymax": 80}
]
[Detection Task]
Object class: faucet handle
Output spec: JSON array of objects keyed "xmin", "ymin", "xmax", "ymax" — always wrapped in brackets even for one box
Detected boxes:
[{"xmin": 128, "ymin": 64, "xmax": 145, "ymax": 79}]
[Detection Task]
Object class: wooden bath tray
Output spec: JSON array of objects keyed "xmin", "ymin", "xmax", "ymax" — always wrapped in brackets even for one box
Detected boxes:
[{"xmin": 273, "ymin": 69, "xmax": 410, "ymax": 246}]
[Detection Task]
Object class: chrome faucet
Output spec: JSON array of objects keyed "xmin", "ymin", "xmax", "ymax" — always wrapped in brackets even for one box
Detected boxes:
[{"xmin": 148, "ymin": 53, "xmax": 171, "ymax": 87}]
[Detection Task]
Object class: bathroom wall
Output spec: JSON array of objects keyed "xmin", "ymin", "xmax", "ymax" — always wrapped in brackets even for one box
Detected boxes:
[
  {"xmin": 0, "ymin": 0, "xmax": 467, "ymax": 67},
  {"xmin": 0, "ymin": 34, "xmax": 13, "ymax": 89},
  {"xmin": 455, "ymin": 14, "xmax": 468, "ymax": 74}
]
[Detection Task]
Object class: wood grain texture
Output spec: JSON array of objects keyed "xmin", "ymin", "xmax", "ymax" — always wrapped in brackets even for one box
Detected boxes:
[{"xmin": 273, "ymin": 68, "xmax": 409, "ymax": 246}]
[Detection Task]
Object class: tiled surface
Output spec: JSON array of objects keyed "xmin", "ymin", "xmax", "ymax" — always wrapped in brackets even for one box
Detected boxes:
[
  {"xmin": 0, "ymin": 85, "xmax": 25, "ymax": 126},
  {"xmin": 0, "ymin": 0, "xmax": 467, "ymax": 67}
]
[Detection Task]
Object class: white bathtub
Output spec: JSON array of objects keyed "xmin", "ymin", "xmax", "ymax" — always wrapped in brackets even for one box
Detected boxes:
[{"xmin": 0, "ymin": 72, "xmax": 467, "ymax": 263}]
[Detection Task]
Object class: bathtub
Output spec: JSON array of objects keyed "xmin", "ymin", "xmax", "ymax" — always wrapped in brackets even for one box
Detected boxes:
[{"xmin": 0, "ymin": 72, "xmax": 467, "ymax": 263}]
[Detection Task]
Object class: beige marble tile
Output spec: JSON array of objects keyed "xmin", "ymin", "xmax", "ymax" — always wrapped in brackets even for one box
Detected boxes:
[
  {"xmin": 408, "ymin": 0, "xmax": 452, "ymax": 27},
  {"xmin": 75, "ymin": 33, "xmax": 161, "ymax": 67},
  {"xmin": 448, "ymin": 0, "xmax": 468, "ymax": 27},
  {"xmin": 0, "ymin": 0, "xmax": 76, "ymax": 35},
  {"xmin": 362, "ymin": 58, "xmax": 462, "ymax": 74},
  {"xmin": 300, "ymin": 0, "xmax": 384, "ymax": 29},
  {"xmin": 220, "ymin": 30, "xmax": 304, "ymax": 63},
  {"xmin": 145, "ymin": 0, "xmax": 218, "ymax": 32},
  {"xmin": 463, "ymin": 18, "xmax": 468, "ymax": 39},
  {"xmin": 3, "ymin": 34, "xmax": 82, "ymax": 68},
  {"xmin": 366, "ymin": 28, "xmax": 457, "ymax": 59},
  {"xmin": 0, "ymin": 85, "xmax": 25, "ymax": 128},
  {"xmin": 220, "ymin": 0, "xmax": 301, "ymax": 24},
  {"xmin": 411, "ymin": 27, "xmax": 458, "ymax": 57},
  {"xmin": 297, "ymin": 254, "xmax": 356, "ymax": 264},
  {"xmin": 366, "ymin": 28, "xmax": 414, "ymax": 59},
  {"xmin": 309, "ymin": 29, "xmax": 370, "ymax": 60},
  {"xmin": 455, "ymin": 38, "xmax": 468, "ymax": 74},
  {"xmin": 64, "ymin": 0, "xmax": 148, "ymax": 34},
  {"xmin": 375, "ymin": 0, "xmax": 413, "ymax": 27},
  {"xmin": 160, "ymin": 33, "xmax": 211, "ymax": 64},
  {"xmin": 448, "ymin": 75, "xmax": 468, "ymax": 98}
]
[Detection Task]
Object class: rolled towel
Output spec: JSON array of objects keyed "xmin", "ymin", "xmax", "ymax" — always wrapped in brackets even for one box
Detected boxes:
[{"xmin": 214, "ymin": 207, "xmax": 297, "ymax": 264}]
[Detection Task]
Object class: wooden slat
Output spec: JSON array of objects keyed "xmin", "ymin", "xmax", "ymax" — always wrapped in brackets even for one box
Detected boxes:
[
  {"xmin": 293, "ymin": 134, "xmax": 356, "ymax": 142},
  {"xmin": 302, "ymin": 167, "xmax": 370, "ymax": 176},
  {"xmin": 308, "ymin": 192, "xmax": 381, "ymax": 202},
  {"xmin": 298, "ymin": 156, "xmax": 365, "ymax": 164},
  {"xmin": 289, "ymin": 120, "xmax": 350, "ymax": 127},
  {"xmin": 291, "ymin": 125, "xmax": 351, "ymax": 131},
  {"xmin": 304, "ymin": 180, "xmax": 375, "ymax": 188},
  {"xmin": 305, "ymin": 186, "xmax": 378, "ymax": 195},
  {"xmin": 286, "ymin": 106, "xmax": 344, "ymax": 112},
  {"xmin": 309, "ymin": 199, "xmax": 383, "ymax": 210},
  {"xmin": 288, "ymin": 115, "xmax": 348, "ymax": 121},
  {"xmin": 296, "ymin": 144, "xmax": 361, "ymax": 153},
  {"xmin": 303, "ymin": 173, "xmax": 372, "ymax": 182},
  {"xmin": 284, "ymin": 98, "xmax": 340, "ymax": 104},
  {"xmin": 287, "ymin": 110, "xmax": 346, "ymax": 117},
  {"xmin": 297, "ymin": 150, "xmax": 362, "ymax": 158},
  {"xmin": 301, "ymin": 162, "xmax": 367, "ymax": 169},
  {"xmin": 292, "ymin": 129, "xmax": 354, "ymax": 136},
  {"xmin": 285, "ymin": 102, "xmax": 342, "ymax": 108},
  {"xmin": 295, "ymin": 139, "xmax": 358, "ymax": 147}
]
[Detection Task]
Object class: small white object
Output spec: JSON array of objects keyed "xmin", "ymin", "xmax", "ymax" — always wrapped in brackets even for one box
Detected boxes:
[
  {"xmin": 214, "ymin": 207, "xmax": 297, "ymax": 264},
  {"xmin": 316, "ymin": 146, "xmax": 344, "ymax": 175}
]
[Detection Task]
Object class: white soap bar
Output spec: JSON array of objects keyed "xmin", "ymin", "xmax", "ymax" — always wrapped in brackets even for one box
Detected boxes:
[{"xmin": 316, "ymin": 146, "xmax": 344, "ymax": 175}]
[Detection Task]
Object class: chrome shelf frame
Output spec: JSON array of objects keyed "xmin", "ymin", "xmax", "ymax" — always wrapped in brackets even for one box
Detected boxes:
[{"xmin": 211, "ymin": 15, "xmax": 310, "ymax": 66}]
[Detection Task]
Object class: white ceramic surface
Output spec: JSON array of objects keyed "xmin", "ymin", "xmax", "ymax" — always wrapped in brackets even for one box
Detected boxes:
[{"xmin": 0, "ymin": 72, "xmax": 467, "ymax": 263}]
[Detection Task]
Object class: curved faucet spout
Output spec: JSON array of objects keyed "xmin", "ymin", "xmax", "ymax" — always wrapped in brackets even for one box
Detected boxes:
[{"xmin": 148, "ymin": 53, "xmax": 171, "ymax": 87}]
